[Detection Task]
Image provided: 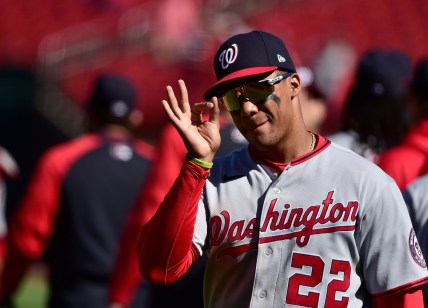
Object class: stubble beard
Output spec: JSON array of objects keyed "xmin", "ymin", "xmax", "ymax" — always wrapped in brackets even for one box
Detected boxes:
[{"xmin": 234, "ymin": 93, "xmax": 283, "ymax": 150}]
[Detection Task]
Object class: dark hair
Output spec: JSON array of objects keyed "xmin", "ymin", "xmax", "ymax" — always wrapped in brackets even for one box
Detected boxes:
[
  {"xmin": 340, "ymin": 85, "xmax": 409, "ymax": 153},
  {"xmin": 339, "ymin": 49, "xmax": 412, "ymax": 153},
  {"xmin": 411, "ymin": 58, "xmax": 428, "ymax": 118}
]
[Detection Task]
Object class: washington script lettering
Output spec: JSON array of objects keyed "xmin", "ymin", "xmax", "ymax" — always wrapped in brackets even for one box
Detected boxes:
[{"xmin": 208, "ymin": 191, "xmax": 359, "ymax": 258}]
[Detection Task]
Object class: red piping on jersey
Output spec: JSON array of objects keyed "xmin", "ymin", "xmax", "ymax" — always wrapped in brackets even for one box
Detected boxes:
[
  {"xmin": 372, "ymin": 276, "xmax": 428, "ymax": 298},
  {"xmin": 216, "ymin": 225, "xmax": 356, "ymax": 259},
  {"xmin": 291, "ymin": 136, "xmax": 331, "ymax": 166},
  {"xmin": 249, "ymin": 133, "xmax": 331, "ymax": 173},
  {"xmin": 217, "ymin": 242, "xmax": 259, "ymax": 259},
  {"xmin": 259, "ymin": 225, "xmax": 355, "ymax": 245}
]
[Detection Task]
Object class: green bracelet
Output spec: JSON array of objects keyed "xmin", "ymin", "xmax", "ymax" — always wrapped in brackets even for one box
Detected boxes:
[{"xmin": 185, "ymin": 153, "xmax": 213, "ymax": 169}]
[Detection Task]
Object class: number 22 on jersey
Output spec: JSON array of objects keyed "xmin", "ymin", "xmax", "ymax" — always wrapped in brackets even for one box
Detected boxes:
[{"xmin": 286, "ymin": 252, "xmax": 351, "ymax": 308}]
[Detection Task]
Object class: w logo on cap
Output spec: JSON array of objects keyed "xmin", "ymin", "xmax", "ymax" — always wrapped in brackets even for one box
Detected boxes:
[
  {"xmin": 205, "ymin": 31, "xmax": 297, "ymax": 101},
  {"xmin": 277, "ymin": 54, "xmax": 286, "ymax": 63},
  {"xmin": 219, "ymin": 44, "xmax": 238, "ymax": 70}
]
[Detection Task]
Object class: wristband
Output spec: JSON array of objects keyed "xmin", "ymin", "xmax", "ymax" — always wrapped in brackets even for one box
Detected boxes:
[{"xmin": 185, "ymin": 153, "xmax": 213, "ymax": 169}]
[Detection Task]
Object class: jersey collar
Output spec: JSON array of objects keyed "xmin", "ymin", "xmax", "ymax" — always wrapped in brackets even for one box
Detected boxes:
[{"xmin": 248, "ymin": 133, "xmax": 331, "ymax": 173}]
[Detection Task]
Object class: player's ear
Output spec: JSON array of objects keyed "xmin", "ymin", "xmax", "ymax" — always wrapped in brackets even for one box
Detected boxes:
[{"xmin": 289, "ymin": 73, "xmax": 301, "ymax": 97}]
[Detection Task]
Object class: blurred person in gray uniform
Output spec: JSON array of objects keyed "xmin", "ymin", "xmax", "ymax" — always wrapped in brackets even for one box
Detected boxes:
[{"xmin": 409, "ymin": 174, "xmax": 428, "ymax": 305}]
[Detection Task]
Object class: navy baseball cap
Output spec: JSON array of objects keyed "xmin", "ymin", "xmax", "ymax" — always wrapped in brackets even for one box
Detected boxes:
[
  {"xmin": 411, "ymin": 58, "xmax": 428, "ymax": 101},
  {"xmin": 354, "ymin": 49, "xmax": 411, "ymax": 99},
  {"xmin": 87, "ymin": 74, "xmax": 136, "ymax": 118},
  {"xmin": 204, "ymin": 30, "xmax": 296, "ymax": 100}
]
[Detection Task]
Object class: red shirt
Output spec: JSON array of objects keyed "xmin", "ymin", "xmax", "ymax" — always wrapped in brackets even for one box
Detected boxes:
[{"xmin": 378, "ymin": 120, "xmax": 428, "ymax": 191}]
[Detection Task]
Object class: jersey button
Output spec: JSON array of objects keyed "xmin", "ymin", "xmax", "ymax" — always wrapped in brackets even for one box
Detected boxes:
[
  {"xmin": 265, "ymin": 247, "xmax": 273, "ymax": 256},
  {"xmin": 259, "ymin": 290, "xmax": 267, "ymax": 298},
  {"xmin": 273, "ymin": 187, "xmax": 281, "ymax": 194}
]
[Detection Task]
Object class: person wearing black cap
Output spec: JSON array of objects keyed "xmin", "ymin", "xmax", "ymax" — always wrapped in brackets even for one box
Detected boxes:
[
  {"xmin": 137, "ymin": 31, "xmax": 427, "ymax": 307},
  {"xmin": 328, "ymin": 49, "xmax": 412, "ymax": 164},
  {"xmin": 0, "ymin": 74, "xmax": 155, "ymax": 307},
  {"xmin": 379, "ymin": 58, "xmax": 428, "ymax": 191}
]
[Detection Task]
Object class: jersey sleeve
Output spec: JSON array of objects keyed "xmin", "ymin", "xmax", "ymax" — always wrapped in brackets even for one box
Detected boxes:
[
  {"xmin": 403, "ymin": 176, "xmax": 428, "ymax": 235},
  {"xmin": 137, "ymin": 160, "xmax": 210, "ymax": 285},
  {"xmin": 372, "ymin": 288, "xmax": 424, "ymax": 308},
  {"xmin": 8, "ymin": 151, "xmax": 62, "ymax": 258},
  {"xmin": 358, "ymin": 180, "xmax": 428, "ymax": 296},
  {"xmin": 0, "ymin": 151, "xmax": 62, "ymax": 298}
]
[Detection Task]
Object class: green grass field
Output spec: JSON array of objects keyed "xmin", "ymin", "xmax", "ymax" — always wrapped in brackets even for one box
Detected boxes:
[{"xmin": 13, "ymin": 264, "xmax": 49, "ymax": 308}]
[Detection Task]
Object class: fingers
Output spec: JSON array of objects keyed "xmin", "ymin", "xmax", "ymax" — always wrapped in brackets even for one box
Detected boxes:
[
  {"xmin": 165, "ymin": 85, "xmax": 182, "ymax": 117},
  {"xmin": 161, "ymin": 98, "xmax": 179, "ymax": 125},
  {"xmin": 161, "ymin": 86, "xmax": 181, "ymax": 128},
  {"xmin": 178, "ymin": 80, "xmax": 190, "ymax": 114},
  {"xmin": 161, "ymin": 80, "xmax": 190, "ymax": 124},
  {"xmin": 191, "ymin": 102, "xmax": 212, "ymax": 124},
  {"xmin": 162, "ymin": 80, "xmax": 219, "ymax": 129},
  {"xmin": 209, "ymin": 97, "xmax": 220, "ymax": 128}
]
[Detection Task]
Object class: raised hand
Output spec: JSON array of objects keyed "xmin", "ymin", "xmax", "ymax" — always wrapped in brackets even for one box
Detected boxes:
[{"xmin": 161, "ymin": 79, "xmax": 221, "ymax": 162}]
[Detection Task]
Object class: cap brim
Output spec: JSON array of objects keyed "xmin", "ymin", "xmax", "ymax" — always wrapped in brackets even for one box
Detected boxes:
[{"xmin": 203, "ymin": 66, "xmax": 278, "ymax": 100}]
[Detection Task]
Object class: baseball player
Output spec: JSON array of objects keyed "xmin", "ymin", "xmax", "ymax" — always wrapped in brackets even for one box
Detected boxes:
[
  {"xmin": 137, "ymin": 31, "xmax": 428, "ymax": 307},
  {"xmin": 0, "ymin": 74, "xmax": 155, "ymax": 307}
]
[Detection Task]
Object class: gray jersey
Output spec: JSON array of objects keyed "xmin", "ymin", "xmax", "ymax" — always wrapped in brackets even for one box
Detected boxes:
[
  {"xmin": 404, "ymin": 175, "xmax": 428, "ymax": 234},
  {"xmin": 411, "ymin": 175, "xmax": 428, "ymax": 302},
  {"xmin": 192, "ymin": 139, "xmax": 427, "ymax": 308},
  {"xmin": 327, "ymin": 130, "xmax": 379, "ymax": 163}
]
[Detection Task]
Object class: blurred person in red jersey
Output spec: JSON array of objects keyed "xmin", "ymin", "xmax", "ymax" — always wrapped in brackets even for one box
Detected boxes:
[
  {"xmin": 108, "ymin": 112, "xmax": 247, "ymax": 308},
  {"xmin": 378, "ymin": 58, "xmax": 428, "ymax": 191},
  {"xmin": 328, "ymin": 49, "xmax": 412, "ymax": 163},
  {"xmin": 0, "ymin": 74, "xmax": 155, "ymax": 308}
]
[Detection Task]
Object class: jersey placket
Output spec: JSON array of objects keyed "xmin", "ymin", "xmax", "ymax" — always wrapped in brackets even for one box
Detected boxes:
[{"xmin": 250, "ymin": 166, "xmax": 288, "ymax": 307}]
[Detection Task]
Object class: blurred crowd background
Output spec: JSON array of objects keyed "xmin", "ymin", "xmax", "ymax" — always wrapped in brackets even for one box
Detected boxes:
[
  {"xmin": 1, "ymin": 0, "xmax": 428, "ymax": 306},
  {"xmin": 1, "ymin": 0, "xmax": 428, "ymax": 213}
]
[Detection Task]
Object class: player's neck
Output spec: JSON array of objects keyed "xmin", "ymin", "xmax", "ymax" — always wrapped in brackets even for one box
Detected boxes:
[{"xmin": 251, "ymin": 131, "xmax": 316, "ymax": 163}]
